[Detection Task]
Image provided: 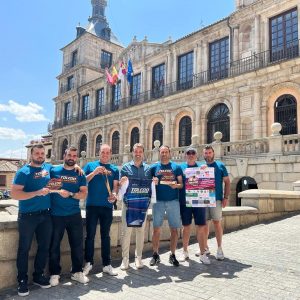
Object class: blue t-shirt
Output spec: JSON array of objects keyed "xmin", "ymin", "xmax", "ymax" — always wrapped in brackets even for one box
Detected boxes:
[
  {"xmin": 13, "ymin": 163, "xmax": 52, "ymax": 213},
  {"xmin": 83, "ymin": 161, "xmax": 119, "ymax": 208},
  {"xmin": 199, "ymin": 160, "xmax": 229, "ymax": 201},
  {"xmin": 150, "ymin": 161, "xmax": 183, "ymax": 201},
  {"xmin": 179, "ymin": 162, "xmax": 200, "ymax": 206},
  {"xmin": 50, "ymin": 166, "xmax": 87, "ymax": 216},
  {"xmin": 121, "ymin": 161, "xmax": 152, "ymax": 180}
]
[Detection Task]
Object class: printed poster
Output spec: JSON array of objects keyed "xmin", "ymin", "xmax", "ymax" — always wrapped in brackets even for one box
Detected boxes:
[{"xmin": 184, "ymin": 165, "xmax": 216, "ymax": 207}]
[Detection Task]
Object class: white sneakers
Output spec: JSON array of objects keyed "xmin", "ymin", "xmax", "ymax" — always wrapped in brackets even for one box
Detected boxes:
[
  {"xmin": 216, "ymin": 247, "xmax": 225, "ymax": 260},
  {"xmin": 71, "ymin": 272, "xmax": 89, "ymax": 284},
  {"xmin": 178, "ymin": 250, "xmax": 189, "ymax": 262},
  {"xmin": 83, "ymin": 262, "xmax": 93, "ymax": 275},
  {"xmin": 103, "ymin": 265, "xmax": 118, "ymax": 276},
  {"xmin": 135, "ymin": 256, "xmax": 144, "ymax": 269},
  {"xmin": 120, "ymin": 258, "xmax": 129, "ymax": 270},
  {"xmin": 195, "ymin": 247, "xmax": 210, "ymax": 257},
  {"xmin": 50, "ymin": 275, "xmax": 60, "ymax": 287},
  {"xmin": 200, "ymin": 253, "xmax": 211, "ymax": 265}
]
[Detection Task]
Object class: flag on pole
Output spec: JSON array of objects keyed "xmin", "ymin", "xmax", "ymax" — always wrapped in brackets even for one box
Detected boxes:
[
  {"xmin": 112, "ymin": 66, "xmax": 119, "ymax": 84},
  {"xmin": 127, "ymin": 59, "xmax": 134, "ymax": 84},
  {"xmin": 105, "ymin": 68, "xmax": 114, "ymax": 85},
  {"xmin": 118, "ymin": 62, "xmax": 126, "ymax": 80}
]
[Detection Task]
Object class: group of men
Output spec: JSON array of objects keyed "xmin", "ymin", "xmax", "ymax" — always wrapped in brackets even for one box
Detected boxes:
[{"xmin": 11, "ymin": 142, "xmax": 229, "ymax": 297}]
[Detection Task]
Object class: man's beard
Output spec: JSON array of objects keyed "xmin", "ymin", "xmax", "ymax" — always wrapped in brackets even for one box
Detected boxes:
[
  {"xmin": 32, "ymin": 159, "xmax": 45, "ymax": 165},
  {"xmin": 65, "ymin": 159, "xmax": 76, "ymax": 166},
  {"xmin": 205, "ymin": 156, "xmax": 214, "ymax": 163}
]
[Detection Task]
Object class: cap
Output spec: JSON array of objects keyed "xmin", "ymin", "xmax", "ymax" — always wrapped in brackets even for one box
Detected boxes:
[{"xmin": 185, "ymin": 146, "xmax": 198, "ymax": 154}]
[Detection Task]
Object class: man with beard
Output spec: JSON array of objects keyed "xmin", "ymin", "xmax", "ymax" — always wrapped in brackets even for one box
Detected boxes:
[
  {"xmin": 11, "ymin": 144, "xmax": 52, "ymax": 296},
  {"xmin": 49, "ymin": 146, "xmax": 88, "ymax": 286},
  {"xmin": 119, "ymin": 143, "xmax": 154, "ymax": 270},
  {"xmin": 150, "ymin": 145, "xmax": 183, "ymax": 267},
  {"xmin": 178, "ymin": 146, "xmax": 210, "ymax": 265},
  {"xmin": 200, "ymin": 145, "xmax": 230, "ymax": 260},
  {"xmin": 83, "ymin": 144, "xmax": 119, "ymax": 276}
]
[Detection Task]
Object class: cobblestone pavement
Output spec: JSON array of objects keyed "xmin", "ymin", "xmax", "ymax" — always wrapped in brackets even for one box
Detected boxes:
[{"xmin": 1, "ymin": 214, "xmax": 300, "ymax": 300}]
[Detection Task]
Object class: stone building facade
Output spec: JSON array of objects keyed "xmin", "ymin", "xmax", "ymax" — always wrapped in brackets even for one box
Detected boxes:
[{"xmin": 49, "ymin": 0, "xmax": 300, "ymax": 163}]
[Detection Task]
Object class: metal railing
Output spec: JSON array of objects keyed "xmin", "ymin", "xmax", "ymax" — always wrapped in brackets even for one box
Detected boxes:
[{"xmin": 50, "ymin": 40, "xmax": 300, "ymax": 130}]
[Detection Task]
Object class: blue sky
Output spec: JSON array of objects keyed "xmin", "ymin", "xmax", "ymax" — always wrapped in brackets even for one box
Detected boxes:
[{"xmin": 0, "ymin": 0, "xmax": 234, "ymax": 158}]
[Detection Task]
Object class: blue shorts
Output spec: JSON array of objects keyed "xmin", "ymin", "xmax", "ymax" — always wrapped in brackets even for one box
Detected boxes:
[
  {"xmin": 180, "ymin": 205, "xmax": 206, "ymax": 226},
  {"xmin": 152, "ymin": 200, "xmax": 181, "ymax": 228}
]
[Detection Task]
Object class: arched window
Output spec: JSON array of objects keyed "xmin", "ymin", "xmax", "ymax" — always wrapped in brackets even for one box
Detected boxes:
[
  {"xmin": 79, "ymin": 135, "xmax": 87, "ymax": 156},
  {"xmin": 61, "ymin": 139, "xmax": 68, "ymax": 159},
  {"xmin": 130, "ymin": 127, "xmax": 140, "ymax": 151},
  {"xmin": 112, "ymin": 131, "xmax": 120, "ymax": 154},
  {"xmin": 152, "ymin": 122, "xmax": 163, "ymax": 148},
  {"xmin": 274, "ymin": 94, "xmax": 297, "ymax": 135},
  {"xmin": 95, "ymin": 134, "xmax": 102, "ymax": 156},
  {"xmin": 179, "ymin": 116, "xmax": 192, "ymax": 147},
  {"xmin": 207, "ymin": 103, "xmax": 230, "ymax": 143}
]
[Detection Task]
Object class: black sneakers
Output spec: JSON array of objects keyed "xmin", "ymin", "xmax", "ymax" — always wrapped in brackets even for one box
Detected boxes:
[
  {"xmin": 18, "ymin": 280, "xmax": 29, "ymax": 297},
  {"xmin": 33, "ymin": 274, "xmax": 51, "ymax": 289},
  {"xmin": 169, "ymin": 254, "xmax": 179, "ymax": 267},
  {"xmin": 150, "ymin": 252, "xmax": 161, "ymax": 266}
]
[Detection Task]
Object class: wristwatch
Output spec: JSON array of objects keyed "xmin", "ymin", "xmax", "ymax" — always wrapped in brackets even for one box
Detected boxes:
[{"xmin": 69, "ymin": 192, "xmax": 74, "ymax": 198}]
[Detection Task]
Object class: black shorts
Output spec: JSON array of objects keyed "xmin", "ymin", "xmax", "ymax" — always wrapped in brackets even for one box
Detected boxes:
[{"xmin": 180, "ymin": 205, "xmax": 206, "ymax": 226}]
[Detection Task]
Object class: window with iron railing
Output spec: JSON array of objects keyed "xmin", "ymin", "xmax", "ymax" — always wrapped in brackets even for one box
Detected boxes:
[
  {"xmin": 209, "ymin": 37, "xmax": 229, "ymax": 80},
  {"xmin": 96, "ymin": 88, "xmax": 105, "ymax": 115},
  {"xmin": 112, "ymin": 81, "xmax": 121, "ymax": 111},
  {"xmin": 152, "ymin": 122, "xmax": 163, "ymax": 148},
  {"xmin": 178, "ymin": 51, "xmax": 194, "ymax": 91},
  {"xmin": 270, "ymin": 8, "xmax": 298, "ymax": 62},
  {"xmin": 130, "ymin": 73, "xmax": 141, "ymax": 105},
  {"xmin": 82, "ymin": 95, "xmax": 89, "ymax": 120},
  {"xmin": 179, "ymin": 116, "xmax": 192, "ymax": 147},
  {"xmin": 152, "ymin": 63, "xmax": 165, "ymax": 98},
  {"xmin": 64, "ymin": 102, "xmax": 71, "ymax": 125}
]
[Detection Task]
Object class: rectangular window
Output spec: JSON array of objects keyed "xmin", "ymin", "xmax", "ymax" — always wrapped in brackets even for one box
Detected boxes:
[
  {"xmin": 112, "ymin": 81, "xmax": 121, "ymax": 111},
  {"xmin": 71, "ymin": 50, "xmax": 78, "ymax": 67},
  {"xmin": 0, "ymin": 175, "xmax": 6, "ymax": 187},
  {"xmin": 152, "ymin": 63, "xmax": 165, "ymax": 98},
  {"xmin": 96, "ymin": 88, "xmax": 105, "ymax": 115},
  {"xmin": 67, "ymin": 75, "xmax": 74, "ymax": 91},
  {"xmin": 130, "ymin": 73, "xmax": 141, "ymax": 105},
  {"xmin": 177, "ymin": 51, "xmax": 194, "ymax": 90},
  {"xmin": 64, "ymin": 102, "xmax": 71, "ymax": 124},
  {"xmin": 270, "ymin": 8, "xmax": 298, "ymax": 62},
  {"xmin": 82, "ymin": 95, "xmax": 89, "ymax": 120},
  {"xmin": 209, "ymin": 37, "xmax": 229, "ymax": 80},
  {"xmin": 101, "ymin": 50, "xmax": 112, "ymax": 69}
]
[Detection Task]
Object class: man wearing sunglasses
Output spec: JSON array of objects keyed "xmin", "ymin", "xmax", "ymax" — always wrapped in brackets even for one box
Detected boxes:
[{"xmin": 178, "ymin": 147, "xmax": 210, "ymax": 264}]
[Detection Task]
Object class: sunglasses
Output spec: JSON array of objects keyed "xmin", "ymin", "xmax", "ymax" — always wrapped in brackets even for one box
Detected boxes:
[{"xmin": 186, "ymin": 151, "xmax": 196, "ymax": 155}]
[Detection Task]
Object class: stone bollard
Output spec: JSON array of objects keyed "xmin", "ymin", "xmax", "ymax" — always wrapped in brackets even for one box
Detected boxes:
[
  {"xmin": 152, "ymin": 140, "xmax": 161, "ymax": 162},
  {"xmin": 80, "ymin": 151, "xmax": 87, "ymax": 167},
  {"xmin": 212, "ymin": 131, "xmax": 223, "ymax": 159},
  {"xmin": 123, "ymin": 144, "xmax": 131, "ymax": 163}
]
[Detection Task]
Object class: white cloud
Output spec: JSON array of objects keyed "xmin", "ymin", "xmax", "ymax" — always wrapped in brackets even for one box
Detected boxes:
[
  {"xmin": 0, "ymin": 127, "xmax": 27, "ymax": 140},
  {"xmin": 0, "ymin": 100, "xmax": 48, "ymax": 122},
  {"xmin": 0, "ymin": 147, "xmax": 27, "ymax": 159}
]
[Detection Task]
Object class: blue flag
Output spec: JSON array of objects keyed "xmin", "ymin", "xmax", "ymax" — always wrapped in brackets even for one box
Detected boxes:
[{"xmin": 127, "ymin": 59, "xmax": 133, "ymax": 84}]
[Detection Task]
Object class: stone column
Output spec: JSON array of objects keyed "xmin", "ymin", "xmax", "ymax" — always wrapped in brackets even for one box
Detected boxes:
[
  {"xmin": 120, "ymin": 121, "xmax": 125, "ymax": 154},
  {"xmin": 233, "ymin": 27, "xmax": 240, "ymax": 61},
  {"xmin": 167, "ymin": 50, "xmax": 172, "ymax": 84},
  {"xmin": 253, "ymin": 88, "xmax": 262, "ymax": 138},
  {"xmin": 254, "ymin": 15, "xmax": 261, "ymax": 54},
  {"xmin": 102, "ymin": 125, "xmax": 107, "ymax": 144},
  {"xmin": 231, "ymin": 95, "xmax": 240, "ymax": 141},
  {"xmin": 89, "ymin": 88, "xmax": 96, "ymax": 111},
  {"xmin": 164, "ymin": 111, "xmax": 171, "ymax": 146},
  {"xmin": 195, "ymin": 103, "xmax": 201, "ymax": 137},
  {"xmin": 140, "ymin": 117, "xmax": 145, "ymax": 145},
  {"xmin": 200, "ymin": 111, "xmax": 206, "ymax": 145},
  {"xmin": 261, "ymin": 106, "xmax": 268, "ymax": 137},
  {"xmin": 202, "ymin": 43, "xmax": 208, "ymax": 71},
  {"xmin": 171, "ymin": 49, "xmax": 177, "ymax": 83}
]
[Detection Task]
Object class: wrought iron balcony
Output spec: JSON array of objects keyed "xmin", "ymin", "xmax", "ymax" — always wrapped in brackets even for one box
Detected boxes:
[{"xmin": 49, "ymin": 40, "xmax": 300, "ymax": 131}]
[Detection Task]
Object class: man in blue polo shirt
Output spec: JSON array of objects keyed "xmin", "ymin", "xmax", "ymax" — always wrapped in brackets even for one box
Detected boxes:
[
  {"xmin": 49, "ymin": 146, "xmax": 88, "ymax": 286},
  {"xmin": 83, "ymin": 144, "xmax": 119, "ymax": 276},
  {"xmin": 150, "ymin": 145, "xmax": 183, "ymax": 266},
  {"xmin": 11, "ymin": 144, "xmax": 52, "ymax": 297}
]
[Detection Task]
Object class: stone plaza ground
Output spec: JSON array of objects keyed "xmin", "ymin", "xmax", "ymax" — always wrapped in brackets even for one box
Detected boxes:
[{"xmin": 1, "ymin": 213, "xmax": 299, "ymax": 300}]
